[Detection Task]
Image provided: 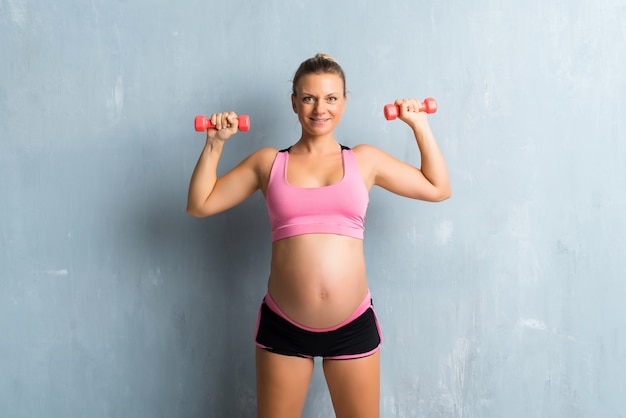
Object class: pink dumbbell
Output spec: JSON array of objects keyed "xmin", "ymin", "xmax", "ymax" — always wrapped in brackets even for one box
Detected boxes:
[
  {"xmin": 384, "ymin": 98, "xmax": 437, "ymax": 120},
  {"xmin": 194, "ymin": 114, "xmax": 251, "ymax": 132}
]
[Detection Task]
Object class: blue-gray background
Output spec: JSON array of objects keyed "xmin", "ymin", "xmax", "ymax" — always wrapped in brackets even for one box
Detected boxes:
[{"xmin": 1, "ymin": 0, "xmax": 624, "ymax": 417}]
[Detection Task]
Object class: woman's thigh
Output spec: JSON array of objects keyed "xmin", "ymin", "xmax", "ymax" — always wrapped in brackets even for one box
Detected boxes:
[
  {"xmin": 322, "ymin": 351, "xmax": 381, "ymax": 418},
  {"xmin": 256, "ymin": 347, "xmax": 314, "ymax": 418}
]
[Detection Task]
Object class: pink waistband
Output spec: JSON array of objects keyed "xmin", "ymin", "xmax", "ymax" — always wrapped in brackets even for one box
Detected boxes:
[{"xmin": 263, "ymin": 290, "xmax": 372, "ymax": 333}]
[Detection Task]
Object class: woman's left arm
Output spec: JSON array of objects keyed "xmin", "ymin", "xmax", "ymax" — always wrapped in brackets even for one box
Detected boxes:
[{"xmin": 357, "ymin": 98, "xmax": 451, "ymax": 202}]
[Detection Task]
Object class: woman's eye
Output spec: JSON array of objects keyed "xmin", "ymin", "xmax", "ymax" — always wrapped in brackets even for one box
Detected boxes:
[
  {"xmin": 327, "ymin": 97, "xmax": 337, "ymax": 102},
  {"xmin": 303, "ymin": 97, "xmax": 315, "ymax": 103}
]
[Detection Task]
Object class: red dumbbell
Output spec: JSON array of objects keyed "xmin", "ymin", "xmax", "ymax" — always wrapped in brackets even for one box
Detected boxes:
[
  {"xmin": 194, "ymin": 114, "xmax": 251, "ymax": 132},
  {"xmin": 384, "ymin": 98, "xmax": 437, "ymax": 120}
]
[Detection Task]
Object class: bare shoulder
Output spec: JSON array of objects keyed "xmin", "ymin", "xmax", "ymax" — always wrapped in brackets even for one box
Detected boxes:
[
  {"xmin": 250, "ymin": 146, "xmax": 279, "ymax": 158},
  {"xmin": 351, "ymin": 143, "xmax": 378, "ymax": 154},
  {"xmin": 246, "ymin": 146, "xmax": 280, "ymax": 190},
  {"xmin": 243, "ymin": 146, "xmax": 279, "ymax": 169},
  {"xmin": 351, "ymin": 143, "xmax": 388, "ymax": 166},
  {"xmin": 350, "ymin": 144, "xmax": 386, "ymax": 188}
]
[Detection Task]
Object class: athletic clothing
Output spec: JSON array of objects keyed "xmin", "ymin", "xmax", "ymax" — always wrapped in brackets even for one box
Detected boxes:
[
  {"xmin": 265, "ymin": 145, "xmax": 369, "ymax": 242},
  {"xmin": 254, "ymin": 291, "xmax": 383, "ymax": 359},
  {"xmin": 257, "ymin": 145, "xmax": 381, "ymax": 359}
]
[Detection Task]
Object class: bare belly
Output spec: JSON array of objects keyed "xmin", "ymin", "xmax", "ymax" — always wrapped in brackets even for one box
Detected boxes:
[{"xmin": 267, "ymin": 234, "xmax": 369, "ymax": 329}]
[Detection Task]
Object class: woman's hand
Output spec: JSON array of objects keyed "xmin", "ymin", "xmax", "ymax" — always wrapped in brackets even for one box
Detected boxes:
[
  {"xmin": 206, "ymin": 111, "xmax": 240, "ymax": 142},
  {"xmin": 394, "ymin": 98, "xmax": 430, "ymax": 133}
]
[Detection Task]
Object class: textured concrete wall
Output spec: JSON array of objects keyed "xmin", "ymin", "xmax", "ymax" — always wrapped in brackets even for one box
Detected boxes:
[{"xmin": 1, "ymin": 0, "xmax": 625, "ymax": 416}]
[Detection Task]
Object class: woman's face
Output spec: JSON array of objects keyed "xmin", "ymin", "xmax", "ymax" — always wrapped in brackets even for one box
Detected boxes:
[{"xmin": 292, "ymin": 73, "xmax": 346, "ymax": 137}]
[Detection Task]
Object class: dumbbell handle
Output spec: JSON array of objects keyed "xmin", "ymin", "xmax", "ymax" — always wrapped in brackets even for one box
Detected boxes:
[
  {"xmin": 194, "ymin": 115, "xmax": 251, "ymax": 132},
  {"xmin": 384, "ymin": 98, "xmax": 437, "ymax": 120}
]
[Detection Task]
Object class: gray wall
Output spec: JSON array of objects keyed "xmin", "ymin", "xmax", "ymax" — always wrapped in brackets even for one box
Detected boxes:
[{"xmin": 1, "ymin": 0, "xmax": 624, "ymax": 417}]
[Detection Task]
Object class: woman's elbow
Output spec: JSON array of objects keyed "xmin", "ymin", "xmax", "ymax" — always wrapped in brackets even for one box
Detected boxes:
[
  {"xmin": 186, "ymin": 207, "xmax": 202, "ymax": 217},
  {"xmin": 186, "ymin": 203, "xmax": 210, "ymax": 218},
  {"xmin": 437, "ymin": 188, "xmax": 452, "ymax": 202},
  {"xmin": 426, "ymin": 187, "xmax": 452, "ymax": 202}
]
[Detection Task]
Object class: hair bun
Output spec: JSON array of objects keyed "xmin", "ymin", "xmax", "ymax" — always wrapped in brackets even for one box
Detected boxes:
[
  {"xmin": 315, "ymin": 53, "xmax": 336, "ymax": 63},
  {"xmin": 292, "ymin": 53, "xmax": 346, "ymax": 95}
]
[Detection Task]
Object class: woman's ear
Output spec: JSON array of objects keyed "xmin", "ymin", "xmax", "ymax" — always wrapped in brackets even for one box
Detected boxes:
[{"xmin": 291, "ymin": 94, "xmax": 297, "ymax": 113}]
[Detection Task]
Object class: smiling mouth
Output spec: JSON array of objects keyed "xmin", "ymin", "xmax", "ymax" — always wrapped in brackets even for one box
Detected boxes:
[{"xmin": 310, "ymin": 118, "xmax": 330, "ymax": 123}]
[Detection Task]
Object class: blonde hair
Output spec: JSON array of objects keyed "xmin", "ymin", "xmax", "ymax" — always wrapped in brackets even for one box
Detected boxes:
[{"xmin": 292, "ymin": 53, "xmax": 346, "ymax": 96}]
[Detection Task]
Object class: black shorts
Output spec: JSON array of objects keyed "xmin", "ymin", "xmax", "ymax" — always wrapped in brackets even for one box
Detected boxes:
[{"xmin": 254, "ymin": 291, "xmax": 382, "ymax": 359}]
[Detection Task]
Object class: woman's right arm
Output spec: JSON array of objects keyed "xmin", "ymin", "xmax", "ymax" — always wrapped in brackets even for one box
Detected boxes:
[{"xmin": 186, "ymin": 112, "xmax": 266, "ymax": 217}]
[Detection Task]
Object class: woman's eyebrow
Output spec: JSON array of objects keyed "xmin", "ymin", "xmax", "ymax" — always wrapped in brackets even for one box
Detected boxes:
[{"xmin": 300, "ymin": 91, "xmax": 341, "ymax": 97}]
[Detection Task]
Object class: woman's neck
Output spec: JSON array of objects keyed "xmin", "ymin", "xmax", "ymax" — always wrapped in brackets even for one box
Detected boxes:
[{"xmin": 291, "ymin": 136, "xmax": 341, "ymax": 155}]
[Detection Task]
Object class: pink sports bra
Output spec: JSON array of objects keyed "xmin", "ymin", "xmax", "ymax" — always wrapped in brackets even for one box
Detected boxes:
[{"xmin": 265, "ymin": 145, "xmax": 369, "ymax": 242}]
